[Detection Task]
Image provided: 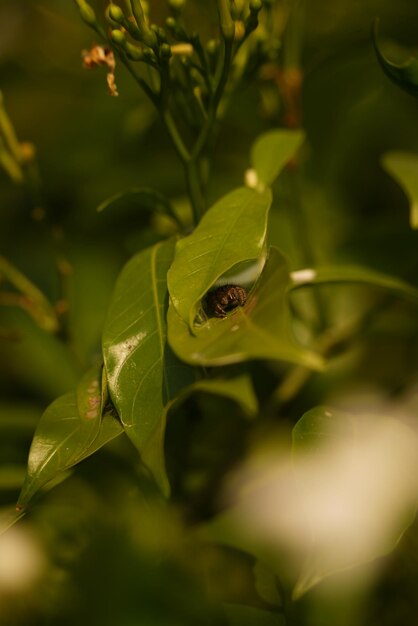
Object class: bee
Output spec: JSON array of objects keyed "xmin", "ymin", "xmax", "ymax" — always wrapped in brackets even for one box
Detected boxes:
[{"xmin": 204, "ymin": 285, "xmax": 247, "ymax": 318}]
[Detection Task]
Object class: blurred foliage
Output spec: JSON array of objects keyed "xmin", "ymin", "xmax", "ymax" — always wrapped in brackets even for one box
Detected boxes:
[{"xmin": 1, "ymin": 1, "xmax": 418, "ymax": 625}]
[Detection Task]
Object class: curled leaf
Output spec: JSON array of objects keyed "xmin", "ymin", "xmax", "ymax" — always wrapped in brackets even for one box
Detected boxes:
[{"xmin": 373, "ymin": 19, "xmax": 418, "ymax": 98}]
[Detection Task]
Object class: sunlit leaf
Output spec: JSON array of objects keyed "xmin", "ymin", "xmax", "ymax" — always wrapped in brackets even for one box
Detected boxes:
[
  {"xmin": 373, "ymin": 19, "xmax": 418, "ymax": 98},
  {"xmin": 102, "ymin": 239, "xmax": 196, "ymax": 495},
  {"xmin": 17, "ymin": 390, "xmax": 99, "ymax": 508},
  {"xmin": 382, "ymin": 151, "xmax": 418, "ymax": 229},
  {"xmin": 290, "ymin": 264, "xmax": 418, "ymax": 303},
  {"xmin": 167, "ymin": 187, "xmax": 272, "ymax": 329},
  {"xmin": 17, "ymin": 367, "xmax": 120, "ymax": 508},
  {"xmin": 250, "ymin": 129, "xmax": 305, "ymax": 188},
  {"xmin": 167, "ymin": 247, "xmax": 323, "ymax": 369}
]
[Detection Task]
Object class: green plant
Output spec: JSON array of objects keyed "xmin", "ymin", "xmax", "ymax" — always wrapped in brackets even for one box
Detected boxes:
[{"xmin": 1, "ymin": 1, "xmax": 418, "ymax": 624}]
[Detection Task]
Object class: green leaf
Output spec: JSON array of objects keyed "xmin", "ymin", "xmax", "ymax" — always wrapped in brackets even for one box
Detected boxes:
[
  {"xmin": 253, "ymin": 561, "xmax": 283, "ymax": 607},
  {"xmin": 167, "ymin": 187, "xmax": 272, "ymax": 329},
  {"xmin": 165, "ymin": 374, "xmax": 258, "ymax": 422},
  {"xmin": 291, "ymin": 406, "xmax": 418, "ymax": 599},
  {"xmin": 76, "ymin": 365, "xmax": 103, "ymax": 422},
  {"xmin": 250, "ymin": 129, "xmax": 305, "ymax": 188},
  {"xmin": 373, "ymin": 19, "xmax": 418, "ymax": 98},
  {"xmin": 290, "ymin": 264, "xmax": 418, "ymax": 304},
  {"xmin": 102, "ymin": 240, "xmax": 196, "ymax": 496},
  {"xmin": 167, "ymin": 247, "xmax": 323, "ymax": 369},
  {"xmin": 292, "ymin": 405, "xmax": 350, "ymax": 454},
  {"xmin": 17, "ymin": 391, "xmax": 98, "ymax": 508},
  {"xmin": 17, "ymin": 368, "xmax": 121, "ymax": 509},
  {"xmin": 382, "ymin": 151, "xmax": 418, "ymax": 229}
]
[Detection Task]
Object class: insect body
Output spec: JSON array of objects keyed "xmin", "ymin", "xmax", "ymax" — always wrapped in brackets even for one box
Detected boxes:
[{"xmin": 204, "ymin": 285, "xmax": 247, "ymax": 318}]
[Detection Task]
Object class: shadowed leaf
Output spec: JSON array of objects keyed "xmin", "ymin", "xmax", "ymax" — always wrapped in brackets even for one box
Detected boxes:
[
  {"xmin": 168, "ymin": 247, "xmax": 323, "ymax": 369},
  {"xmin": 168, "ymin": 187, "xmax": 272, "ymax": 329}
]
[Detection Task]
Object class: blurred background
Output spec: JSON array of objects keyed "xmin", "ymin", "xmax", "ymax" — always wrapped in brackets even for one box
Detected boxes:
[{"xmin": 1, "ymin": 1, "xmax": 418, "ymax": 624}]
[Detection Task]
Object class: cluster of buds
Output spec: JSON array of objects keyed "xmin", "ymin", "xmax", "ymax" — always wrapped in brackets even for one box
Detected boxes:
[{"xmin": 74, "ymin": 0, "xmax": 269, "ymax": 104}]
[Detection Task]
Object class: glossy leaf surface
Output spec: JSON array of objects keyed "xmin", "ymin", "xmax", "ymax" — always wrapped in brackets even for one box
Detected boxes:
[
  {"xmin": 17, "ymin": 377, "xmax": 119, "ymax": 508},
  {"xmin": 251, "ymin": 129, "xmax": 305, "ymax": 188},
  {"xmin": 382, "ymin": 151, "xmax": 418, "ymax": 228},
  {"xmin": 168, "ymin": 247, "xmax": 323, "ymax": 369},
  {"xmin": 102, "ymin": 240, "xmax": 196, "ymax": 495},
  {"xmin": 290, "ymin": 264, "xmax": 418, "ymax": 303},
  {"xmin": 373, "ymin": 20, "xmax": 418, "ymax": 98},
  {"xmin": 167, "ymin": 187, "xmax": 272, "ymax": 329}
]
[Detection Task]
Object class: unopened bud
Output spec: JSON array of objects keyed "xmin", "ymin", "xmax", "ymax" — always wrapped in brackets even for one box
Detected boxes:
[
  {"xmin": 160, "ymin": 43, "xmax": 172, "ymax": 59},
  {"xmin": 75, "ymin": 0, "xmax": 97, "ymax": 27},
  {"xmin": 250, "ymin": 0, "xmax": 263, "ymax": 11},
  {"xmin": 234, "ymin": 20, "xmax": 245, "ymax": 41},
  {"xmin": 111, "ymin": 29, "xmax": 127, "ymax": 47},
  {"xmin": 125, "ymin": 42, "xmax": 144, "ymax": 61},
  {"xmin": 168, "ymin": 0, "xmax": 186, "ymax": 11},
  {"xmin": 108, "ymin": 4, "xmax": 125, "ymax": 23},
  {"xmin": 206, "ymin": 39, "xmax": 219, "ymax": 56}
]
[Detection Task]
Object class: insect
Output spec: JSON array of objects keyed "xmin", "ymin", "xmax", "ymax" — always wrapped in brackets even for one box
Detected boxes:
[{"xmin": 204, "ymin": 285, "xmax": 247, "ymax": 318}]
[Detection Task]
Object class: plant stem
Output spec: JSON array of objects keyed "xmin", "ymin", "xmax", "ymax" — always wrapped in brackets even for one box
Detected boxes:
[
  {"xmin": 287, "ymin": 170, "xmax": 328, "ymax": 330},
  {"xmin": 184, "ymin": 158, "xmax": 206, "ymax": 225},
  {"xmin": 192, "ymin": 38, "xmax": 233, "ymax": 161}
]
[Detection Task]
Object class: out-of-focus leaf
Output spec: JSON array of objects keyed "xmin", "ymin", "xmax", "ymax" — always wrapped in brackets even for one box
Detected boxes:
[
  {"xmin": 167, "ymin": 247, "xmax": 323, "ymax": 369},
  {"xmin": 0, "ymin": 309, "xmax": 80, "ymax": 400},
  {"xmin": 253, "ymin": 560, "xmax": 283, "ymax": 607},
  {"xmin": 97, "ymin": 187, "xmax": 181, "ymax": 227},
  {"xmin": 0, "ymin": 466, "xmax": 27, "ymax": 490},
  {"xmin": 0, "ymin": 256, "xmax": 58, "ymax": 333},
  {"xmin": 382, "ymin": 151, "xmax": 418, "ymax": 229},
  {"xmin": 291, "ymin": 407, "xmax": 418, "ymax": 599},
  {"xmin": 292, "ymin": 405, "xmax": 349, "ymax": 453},
  {"xmin": 102, "ymin": 240, "xmax": 196, "ymax": 496},
  {"xmin": 290, "ymin": 265, "xmax": 418, "ymax": 303},
  {"xmin": 224, "ymin": 603, "xmax": 285, "ymax": 626},
  {"xmin": 373, "ymin": 19, "xmax": 418, "ymax": 98},
  {"xmin": 250, "ymin": 129, "xmax": 305, "ymax": 188},
  {"xmin": 167, "ymin": 187, "xmax": 272, "ymax": 329}
]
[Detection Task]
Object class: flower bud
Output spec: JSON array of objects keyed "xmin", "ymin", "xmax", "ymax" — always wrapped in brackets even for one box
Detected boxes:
[
  {"xmin": 108, "ymin": 4, "xmax": 125, "ymax": 23},
  {"xmin": 125, "ymin": 43, "xmax": 144, "ymax": 61},
  {"xmin": 250, "ymin": 0, "xmax": 263, "ymax": 11},
  {"xmin": 160, "ymin": 43, "xmax": 172, "ymax": 59},
  {"xmin": 168, "ymin": 0, "xmax": 186, "ymax": 11},
  {"xmin": 75, "ymin": 0, "xmax": 97, "ymax": 27},
  {"xmin": 111, "ymin": 29, "xmax": 127, "ymax": 47}
]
